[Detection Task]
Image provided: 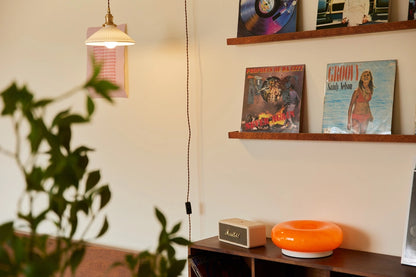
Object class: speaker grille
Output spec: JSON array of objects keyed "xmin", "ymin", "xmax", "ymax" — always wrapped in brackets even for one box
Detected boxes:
[{"xmin": 219, "ymin": 223, "xmax": 248, "ymax": 246}]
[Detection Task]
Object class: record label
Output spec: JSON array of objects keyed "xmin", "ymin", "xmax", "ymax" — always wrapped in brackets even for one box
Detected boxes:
[{"xmin": 256, "ymin": 0, "xmax": 279, "ymax": 17}]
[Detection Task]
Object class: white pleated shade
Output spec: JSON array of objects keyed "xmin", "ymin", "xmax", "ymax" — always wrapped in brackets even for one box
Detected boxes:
[{"xmin": 85, "ymin": 24, "xmax": 135, "ymax": 48}]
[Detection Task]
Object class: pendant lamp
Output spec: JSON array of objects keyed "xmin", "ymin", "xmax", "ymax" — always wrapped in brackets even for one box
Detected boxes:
[{"xmin": 85, "ymin": 0, "xmax": 135, "ymax": 49}]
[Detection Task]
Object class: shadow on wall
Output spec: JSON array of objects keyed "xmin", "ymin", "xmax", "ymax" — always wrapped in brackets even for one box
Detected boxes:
[{"xmin": 337, "ymin": 223, "xmax": 371, "ymax": 251}]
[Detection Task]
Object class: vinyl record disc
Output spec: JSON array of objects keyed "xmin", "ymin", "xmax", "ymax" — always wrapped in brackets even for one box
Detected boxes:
[{"xmin": 239, "ymin": 0, "xmax": 297, "ymax": 36}]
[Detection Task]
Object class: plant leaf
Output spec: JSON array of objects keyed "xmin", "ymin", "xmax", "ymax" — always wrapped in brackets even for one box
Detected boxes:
[
  {"xmin": 0, "ymin": 222, "xmax": 14, "ymax": 243},
  {"xmin": 98, "ymin": 185, "xmax": 111, "ymax": 209},
  {"xmin": 171, "ymin": 237, "xmax": 190, "ymax": 246},
  {"xmin": 59, "ymin": 114, "xmax": 88, "ymax": 126},
  {"xmin": 137, "ymin": 259, "xmax": 155, "ymax": 277},
  {"xmin": 166, "ymin": 245, "xmax": 176, "ymax": 259},
  {"xmin": 0, "ymin": 247, "xmax": 12, "ymax": 272},
  {"xmin": 1, "ymin": 82, "xmax": 19, "ymax": 115},
  {"xmin": 69, "ymin": 208, "xmax": 79, "ymax": 238},
  {"xmin": 57, "ymin": 125, "xmax": 71, "ymax": 152},
  {"xmin": 170, "ymin": 222, "xmax": 181, "ymax": 235},
  {"xmin": 86, "ymin": 170, "xmax": 100, "ymax": 192},
  {"xmin": 84, "ymin": 59, "xmax": 118, "ymax": 102},
  {"xmin": 51, "ymin": 109, "xmax": 70, "ymax": 126},
  {"xmin": 13, "ymin": 236, "xmax": 26, "ymax": 265},
  {"xmin": 25, "ymin": 167, "xmax": 44, "ymax": 191},
  {"xmin": 155, "ymin": 207, "xmax": 167, "ymax": 228},
  {"xmin": 69, "ymin": 247, "xmax": 86, "ymax": 274},
  {"xmin": 87, "ymin": 96, "xmax": 95, "ymax": 117},
  {"xmin": 96, "ymin": 216, "xmax": 109, "ymax": 238},
  {"xmin": 77, "ymin": 199, "xmax": 89, "ymax": 215},
  {"xmin": 1, "ymin": 83, "xmax": 33, "ymax": 115},
  {"xmin": 167, "ymin": 259, "xmax": 187, "ymax": 277},
  {"xmin": 157, "ymin": 230, "xmax": 169, "ymax": 253},
  {"xmin": 49, "ymin": 194, "xmax": 67, "ymax": 219},
  {"xmin": 159, "ymin": 256, "xmax": 168, "ymax": 275},
  {"xmin": 124, "ymin": 254, "xmax": 139, "ymax": 270},
  {"xmin": 28, "ymin": 119, "xmax": 46, "ymax": 153}
]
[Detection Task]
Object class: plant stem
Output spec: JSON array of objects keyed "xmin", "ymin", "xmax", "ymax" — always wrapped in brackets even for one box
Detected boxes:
[
  {"xmin": 11, "ymin": 114, "xmax": 26, "ymax": 175},
  {"xmin": 54, "ymin": 85, "xmax": 84, "ymax": 103},
  {"xmin": 80, "ymin": 210, "xmax": 97, "ymax": 240}
]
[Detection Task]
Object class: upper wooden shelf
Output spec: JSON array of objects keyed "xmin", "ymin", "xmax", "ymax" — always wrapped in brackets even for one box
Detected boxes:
[
  {"xmin": 227, "ymin": 20, "xmax": 416, "ymax": 45},
  {"xmin": 228, "ymin": 131, "xmax": 416, "ymax": 143}
]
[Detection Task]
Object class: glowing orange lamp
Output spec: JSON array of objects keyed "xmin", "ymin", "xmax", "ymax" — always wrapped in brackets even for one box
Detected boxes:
[{"xmin": 271, "ymin": 220, "xmax": 343, "ymax": 258}]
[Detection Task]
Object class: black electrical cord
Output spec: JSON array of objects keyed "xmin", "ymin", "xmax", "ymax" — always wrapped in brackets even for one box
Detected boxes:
[{"xmin": 184, "ymin": 0, "xmax": 192, "ymax": 242}]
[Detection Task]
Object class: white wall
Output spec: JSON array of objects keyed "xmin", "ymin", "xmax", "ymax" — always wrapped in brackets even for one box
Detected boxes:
[
  {"xmin": 0, "ymin": 1, "xmax": 415, "ymax": 271},
  {"xmin": 194, "ymin": 0, "xmax": 416, "ymax": 257},
  {"xmin": 0, "ymin": 0, "xmax": 199, "ymax": 254}
]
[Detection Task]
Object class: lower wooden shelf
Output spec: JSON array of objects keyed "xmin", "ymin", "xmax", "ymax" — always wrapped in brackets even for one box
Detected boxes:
[
  {"xmin": 228, "ymin": 131, "xmax": 416, "ymax": 143},
  {"xmin": 188, "ymin": 236, "xmax": 416, "ymax": 277}
]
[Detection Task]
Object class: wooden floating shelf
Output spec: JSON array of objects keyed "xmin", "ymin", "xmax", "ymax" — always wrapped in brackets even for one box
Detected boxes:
[
  {"xmin": 228, "ymin": 131, "xmax": 416, "ymax": 143},
  {"xmin": 227, "ymin": 20, "xmax": 416, "ymax": 45}
]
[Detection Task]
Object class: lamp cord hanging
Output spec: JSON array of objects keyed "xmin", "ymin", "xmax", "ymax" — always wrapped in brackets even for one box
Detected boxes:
[{"xmin": 184, "ymin": 0, "xmax": 192, "ymax": 242}]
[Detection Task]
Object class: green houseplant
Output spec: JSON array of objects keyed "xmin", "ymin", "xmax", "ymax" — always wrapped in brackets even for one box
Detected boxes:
[
  {"xmin": 115, "ymin": 207, "xmax": 190, "ymax": 277},
  {"xmin": 0, "ymin": 62, "xmax": 116, "ymax": 276},
  {"xmin": 0, "ymin": 63, "xmax": 190, "ymax": 277}
]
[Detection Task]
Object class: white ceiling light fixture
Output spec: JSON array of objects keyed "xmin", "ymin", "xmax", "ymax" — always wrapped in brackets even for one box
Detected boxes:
[{"xmin": 85, "ymin": 0, "xmax": 135, "ymax": 49}]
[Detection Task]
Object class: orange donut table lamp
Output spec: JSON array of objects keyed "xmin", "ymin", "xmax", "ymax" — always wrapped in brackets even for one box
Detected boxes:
[{"xmin": 271, "ymin": 220, "xmax": 343, "ymax": 258}]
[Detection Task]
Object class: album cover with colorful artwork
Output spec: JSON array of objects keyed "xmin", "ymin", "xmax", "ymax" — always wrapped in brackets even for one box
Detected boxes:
[
  {"xmin": 316, "ymin": 0, "xmax": 391, "ymax": 30},
  {"xmin": 240, "ymin": 65, "xmax": 305, "ymax": 133},
  {"xmin": 237, "ymin": 0, "xmax": 298, "ymax": 37}
]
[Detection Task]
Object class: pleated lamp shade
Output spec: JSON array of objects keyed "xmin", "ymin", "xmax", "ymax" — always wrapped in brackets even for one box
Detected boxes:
[
  {"xmin": 85, "ymin": 24, "xmax": 135, "ymax": 49},
  {"xmin": 85, "ymin": 4, "xmax": 135, "ymax": 49}
]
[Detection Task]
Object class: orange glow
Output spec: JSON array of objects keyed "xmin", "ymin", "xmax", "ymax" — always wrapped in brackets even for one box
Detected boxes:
[{"xmin": 271, "ymin": 220, "xmax": 343, "ymax": 253}]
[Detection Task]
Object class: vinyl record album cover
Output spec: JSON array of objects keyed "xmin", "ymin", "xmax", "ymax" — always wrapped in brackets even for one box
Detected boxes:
[
  {"xmin": 237, "ymin": 0, "xmax": 298, "ymax": 37},
  {"xmin": 316, "ymin": 0, "xmax": 391, "ymax": 30},
  {"xmin": 402, "ymin": 167, "xmax": 416, "ymax": 266},
  {"xmin": 322, "ymin": 60, "xmax": 396, "ymax": 134},
  {"xmin": 240, "ymin": 65, "xmax": 305, "ymax": 133},
  {"xmin": 409, "ymin": 0, "xmax": 416, "ymax": 20}
]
